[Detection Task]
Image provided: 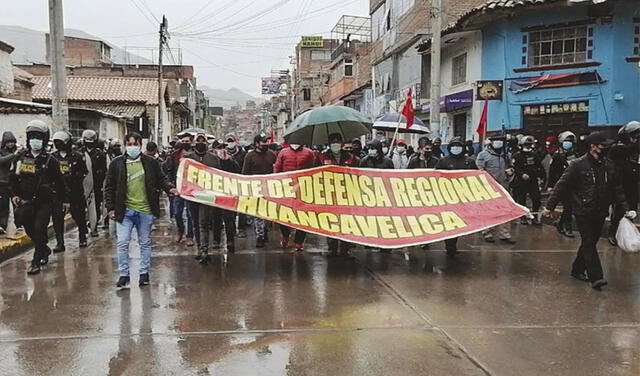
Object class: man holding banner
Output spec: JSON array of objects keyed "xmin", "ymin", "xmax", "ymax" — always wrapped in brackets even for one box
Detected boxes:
[
  {"xmin": 318, "ymin": 133, "xmax": 360, "ymax": 258},
  {"xmin": 274, "ymin": 142, "xmax": 318, "ymax": 252},
  {"xmin": 242, "ymin": 134, "xmax": 277, "ymax": 248},
  {"xmin": 436, "ymin": 137, "xmax": 478, "ymax": 257}
]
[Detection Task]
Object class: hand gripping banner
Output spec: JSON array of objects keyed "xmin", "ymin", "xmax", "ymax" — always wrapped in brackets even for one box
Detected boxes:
[{"xmin": 177, "ymin": 159, "xmax": 528, "ymax": 249}]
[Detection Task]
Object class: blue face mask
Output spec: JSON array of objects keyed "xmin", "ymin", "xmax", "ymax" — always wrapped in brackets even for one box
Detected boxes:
[
  {"xmin": 562, "ymin": 141, "xmax": 573, "ymax": 151},
  {"xmin": 29, "ymin": 138, "xmax": 43, "ymax": 151},
  {"xmin": 367, "ymin": 149, "xmax": 378, "ymax": 157},
  {"xmin": 126, "ymin": 146, "xmax": 141, "ymax": 159},
  {"xmin": 450, "ymin": 146, "xmax": 463, "ymax": 156}
]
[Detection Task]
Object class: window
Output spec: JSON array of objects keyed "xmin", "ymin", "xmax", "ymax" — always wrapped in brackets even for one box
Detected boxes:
[
  {"xmin": 371, "ymin": 4, "xmax": 386, "ymax": 41},
  {"xmin": 634, "ymin": 23, "xmax": 640, "ymax": 56},
  {"xmin": 527, "ymin": 26, "xmax": 592, "ymax": 67},
  {"xmin": 311, "ymin": 50, "xmax": 331, "ymax": 61},
  {"xmin": 452, "ymin": 53, "xmax": 467, "ymax": 86},
  {"xmin": 344, "ymin": 59, "xmax": 354, "ymax": 77},
  {"xmin": 302, "ymin": 88, "xmax": 311, "ymax": 101}
]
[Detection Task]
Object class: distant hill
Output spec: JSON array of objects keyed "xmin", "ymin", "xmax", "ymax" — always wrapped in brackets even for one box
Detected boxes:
[
  {"xmin": 200, "ymin": 86, "xmax": 263, "ymax": 109},
  {"xmin": 0, "ymin": 25, "xmax": 151, "ymax": 65}
]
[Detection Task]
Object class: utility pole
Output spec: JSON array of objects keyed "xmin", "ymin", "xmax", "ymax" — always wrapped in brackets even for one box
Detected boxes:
[
  {"xmin": 429, "ymin": 0, "xmax": 442, "ymax": 137},
  {"xmin": 157, "ymin": 15, "xmax": 168, "ymax": 145},
  {"xmin": 48, "ymin": 0, "xmax": 69, "ymax": 131}
]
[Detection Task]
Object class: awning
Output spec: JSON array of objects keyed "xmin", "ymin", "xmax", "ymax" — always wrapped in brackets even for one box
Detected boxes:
[
  {"xmin": 420, "ymin": 89, "xmax": 473, "ymax": 114},
  {"xmin": 91, "ymin": 104, "xmax": 146, "ymax": 119},
  {"xmin": 509, "ymin": 71, "xmax": 603, "ymax": 94}
]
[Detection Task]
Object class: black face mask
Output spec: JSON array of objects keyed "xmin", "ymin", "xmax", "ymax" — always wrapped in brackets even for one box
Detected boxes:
[
  {"xmin": 85, "ymin": 141, "xmax": 95, "ymax": 149},
  {"xmin": 112, "ymin": 146, "xmax": 122, "ymax": 155},
  {"xmin": 257, "ymin": 145, "xmax": 268, "ymax": 152},
  {"xmin": 194, "ymin": 143, "xmax": 207, "ymax": 154},
  {"xmin": 54, "ymin": 141, "xmax": 67, "ymax": 152}
]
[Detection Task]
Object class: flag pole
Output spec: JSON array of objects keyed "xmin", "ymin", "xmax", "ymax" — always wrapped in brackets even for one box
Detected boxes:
[{"xmin": 388, "ymin": 105, "xmax": 405, "ymax": 157}]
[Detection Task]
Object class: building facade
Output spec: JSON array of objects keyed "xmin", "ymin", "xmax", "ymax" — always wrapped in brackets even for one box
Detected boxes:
[
  {"xmin": 293, "ymin": 37, "xmax": 336, "ymax": 115},
  {"xmin": 453, "ymin": 0, "xmax": 640, "ymax": 139}
]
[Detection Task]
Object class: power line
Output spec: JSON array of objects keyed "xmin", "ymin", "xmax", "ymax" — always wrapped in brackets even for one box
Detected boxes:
[
  {"xmin": 128, "ymin": 0, "xmax": 157, "ymax": 26},
  {"xmin": 137, "ymin": 0, "xmax": 161, "ymax": 23},
  {"xmin": 183, "ymin": 47, "xmax": 264, "ymax": 79}
]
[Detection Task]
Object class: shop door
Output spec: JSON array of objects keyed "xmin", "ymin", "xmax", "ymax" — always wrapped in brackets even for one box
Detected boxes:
[
  {"xmin": 523, "ymin": 112, "xmax": 588, "ymax": 141},
  {"xmin": 453, "ymin": 113, "xmax": 467, "ymax": 139}
]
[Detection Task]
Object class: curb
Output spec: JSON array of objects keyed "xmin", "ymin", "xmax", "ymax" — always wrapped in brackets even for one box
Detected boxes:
[{"xmin": 0, "ymin": 216, "xmax": 77, "ymax": 264}]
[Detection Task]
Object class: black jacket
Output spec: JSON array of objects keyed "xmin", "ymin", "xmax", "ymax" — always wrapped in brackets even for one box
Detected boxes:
[
  {"xmin": 512, "ymin": 150, "xmax": 545, "ymax": 186},
  {"xmin": 609, "ymin": 142, "xmax": 640, "ymax": 206},
  {"xmin": 0, "ymin": 131, "xmax": 17, "ymax": 186},
  {"xmin": 435, "ymin": 154, "xmax": 477, "ymax": 170},
  {"xmin": 547, "ymin": 154, "xmax": 627, "ymax": 217},
  {"xmin": 104, "ymin": 154, "xmax": 174, "ymax": 222},
  {"xmin": 52, "ymin": 150, "xmax": 88, "ymax": 198},
  {"xmin": 407, "ymin": 154, "xmax": 439, "ymax": 169},
  {"xmin": 9, "ymin": 150, "xmax": 68, "ymax": 203},
  {"xmin": 547, "ymin": 151, "xmax": 577, "ymax": 188}
]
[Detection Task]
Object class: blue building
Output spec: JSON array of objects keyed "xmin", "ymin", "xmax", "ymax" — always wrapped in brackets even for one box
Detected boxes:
[{"xmin": 450, "ymin": 0, "xmax": 640, "ymax": 140}]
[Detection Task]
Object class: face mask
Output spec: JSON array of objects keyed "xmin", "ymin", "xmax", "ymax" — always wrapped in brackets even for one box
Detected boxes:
[
  {"xmin": 112, "ymin": 146, "xmax": 122, "ymax": 155},
  {"xmin": 450, "ymin": 146, "xmax": 463, "ymax": 156},
  {"xmin": 382, "ymin": 147, "xmax": 389, "ymax": 155},
  {"xmin": 126, "ymin": 146, "xmax": 141, "ymax": 159},
  {"xmin": 523, "ymin": 147, "xmax": 532, "ymax": 153},
  {"xmin": 290, "ymin": 144, "xmax": 301, "ymax": 151},
  {"xmin": 491, "ymin": 141, "xmax": 504, "ymax": 149},
  {"xmin": 54, "ymin": 141, "xmax": 66, "ymax": 151},
  {"xmin": 397, "ymin": 147, "xmax": 406, "ymax": 154},
  {"xmin": 181, "ymin": 143, "xmax": 192, "ymax": 151},
  {"xmin": 596, "ymin": 146, "xmax": 610, "ymax": 159},
  {"xmin": 367, "ymin": 149, "xmax": 378, "ymax": 157},
  {"xmin": 195, "ymin": 143, "xmax": 207, "ymax": 153},
  {"xmin": 29, "ymin": 138, "xmax": 43, "ymax": 151},
  {"xmin": 330, "ymin": 143, "xmax": 342, "ymax": 154},
  {"xmin": 423, "ymin": 149, "xmax": 433, "ymax": 156},
  {"xmin": 257, "ymin": 145, "xmax": 267, "ymax": 152},
  {"xmin": 226, "ymin": 142, "xmax": 236, "ymax": 150},
  {"xmin": 562, "ymin": 141, "xmax": 573, "ymax": 151},
  {"xmin": 85, "ymin": 141, "xmax": 94, "ymax": 149}
]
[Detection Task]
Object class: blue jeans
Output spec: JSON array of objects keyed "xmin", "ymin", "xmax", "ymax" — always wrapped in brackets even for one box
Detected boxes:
[
  {"xmin": 117, "ymin": 209, "xmax": 155, "ymax": 277},
  {"xmin": 172, "ymin": 196, "xmax": 194, "ymax": 239}
]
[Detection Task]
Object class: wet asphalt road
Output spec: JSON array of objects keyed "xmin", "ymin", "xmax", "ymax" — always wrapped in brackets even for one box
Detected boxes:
[{"xmin": 1, "ymin": 218, "xmax": 639, "ymax": 375}]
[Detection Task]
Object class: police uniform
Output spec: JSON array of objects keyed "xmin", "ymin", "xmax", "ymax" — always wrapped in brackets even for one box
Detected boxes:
[
  {"xmin": 10, "ymin": 150, "xmax": 68, "ymax": 268},
  {"xmin": 512, "ymin": 149, "xmax": 544, "ymax": 223},
  {"xmin": 52, "ymin": 150, "xmax": 89, "ymax": 247}
]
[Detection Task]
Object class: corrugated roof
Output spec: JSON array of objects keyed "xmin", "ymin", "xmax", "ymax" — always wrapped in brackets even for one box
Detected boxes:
[
  {"xmin": 447, "ymin": 0, "xmax": 566, "ymax": 31},
  {"xmin": 88, "ymin": 104, "xmax": 146, "ymax": 118},
  {"xmin": 31, "ymin": 76, "xmax": 164, "ymax": 104}
]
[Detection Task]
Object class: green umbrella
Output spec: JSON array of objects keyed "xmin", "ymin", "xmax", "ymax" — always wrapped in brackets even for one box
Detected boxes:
[{"xmin": 284, "ymin": 106, "xmax": 372, "ymax": 145}]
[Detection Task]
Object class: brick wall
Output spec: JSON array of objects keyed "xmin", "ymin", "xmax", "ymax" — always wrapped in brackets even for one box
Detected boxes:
[{"xmin": 16, "ymin": 64, "xmax": 195, "ymax": 80}]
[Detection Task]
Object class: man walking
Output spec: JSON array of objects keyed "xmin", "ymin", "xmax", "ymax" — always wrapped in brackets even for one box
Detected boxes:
[
  {"xmin": 242, "ymin": 134, "xmax": 277, "ymax": 248},
  {"xmin": 105, "ymin": 132, "xmax": 177, "ymax": 290},
  {"xmin": 318, "ymin": 133, "xmax": 359, "ymax": 257},
  {"xmin": 543, "ymin": 132, "xmax": 634, "ymax": 290},
  {"xmin": 476, "ymin": 135, "xmax": 517, "ymax": 244},
  {"xmin": 80, "ymin": 130, "xmax": 107, "ymax": 236},
  {"xmin": 225, "ymin": 134, "xmax": 248, "ymax": 238},
  {"xmin": 0, "ymin": 131, "xmax": 18, "ymax": 234},
  {"xmin": 9, "ymin": 120, "xmax": 69, "ymax": 275},
  {"xmin": 274, "ymin": 141, "xmax": 318, "ymax": 252},
  {"xmin": 435, "ymin": 137, "xmax": 478, "ymax": 257},
  {"xmin": 51, "ymin": 130, "xmax": 89, "ymax": 250}
]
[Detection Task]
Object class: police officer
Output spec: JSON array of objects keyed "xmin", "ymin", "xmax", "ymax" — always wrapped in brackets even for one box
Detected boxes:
[
  {"xmin": 548, "ymin": 131, "xmax": 579, "ymax": 238},
  {"xmin": 106, "ymin": 138, "xmax": 122, "ymax": 165},
  {"xmin": 608, "ymin": 121, "xmax": 640, "ymax": 245},
  {"xmin": 512, "ymin": 135, "xmax": 545, "ymax": 225},
  {"xmin": 435, "ymin": 137, "xmax": 478, "ymax": 257},
  {"xmin": 9, "ymin": 120, "xmax": 69, "ymax": 275},
  {"xmin": 543, "ymin": 132, "xmax": 634, "ymax": 290},
  {"xmin": 80, "ymin": 129, "xmax": 107, "ymax": 236},
  {"xmin": 51, "ymin": 131, "xmax": 89, "ymax": 250}
]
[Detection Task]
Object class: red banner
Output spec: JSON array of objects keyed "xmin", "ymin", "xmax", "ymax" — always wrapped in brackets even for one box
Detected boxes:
[{"xmin": 177, "ymin": 159, "xmax": 528, "ymax": 248}]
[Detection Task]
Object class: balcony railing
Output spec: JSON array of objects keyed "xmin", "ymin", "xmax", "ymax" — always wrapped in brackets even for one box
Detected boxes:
[{"xmin": 331, "ymin": 42, "xmax": 355, "ymax": 62}]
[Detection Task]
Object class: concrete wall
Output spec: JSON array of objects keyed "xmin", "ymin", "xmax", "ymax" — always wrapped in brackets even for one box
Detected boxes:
[
  {"xmin": 0, "ymin": 49, "xmax": 14, "ymax": 95},
  {"xmin": 481, "ymin": 0, "xmax": 640, "ymax": 132},
  {"xmin": 0, "ymin": 113, "xmax": 51, "ymax": 145}
]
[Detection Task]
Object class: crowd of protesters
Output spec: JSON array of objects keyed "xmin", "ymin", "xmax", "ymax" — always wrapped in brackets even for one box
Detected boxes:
[{"xmin": 2, "ymin": 119, "xmax": 640, "ymax": 292}]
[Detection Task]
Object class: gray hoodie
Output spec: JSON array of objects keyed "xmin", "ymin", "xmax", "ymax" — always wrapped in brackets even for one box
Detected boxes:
[
  {"xmin": 0, "ymin": 131, "xmax": 17, "ymax": 185},
  {"xmin": 476, "ymin": 146, "xmax": 512, "ymax": 189}
]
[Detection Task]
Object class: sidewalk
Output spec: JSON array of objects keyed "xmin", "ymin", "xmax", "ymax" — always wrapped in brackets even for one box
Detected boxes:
[{"xmin": 0, "ymin": 210, "xmax": 74, "ymax": 263}]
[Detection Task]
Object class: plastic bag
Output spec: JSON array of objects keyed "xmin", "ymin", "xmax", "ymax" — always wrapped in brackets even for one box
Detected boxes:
[{"xmin": 615, "ymin": 218, "xmax": 640, "ymax": 253}]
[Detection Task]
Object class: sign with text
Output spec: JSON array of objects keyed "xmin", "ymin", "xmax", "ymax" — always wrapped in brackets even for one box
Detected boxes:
[
  {"xmin": 177, "ymin": 159, "xmax": 528, "ymax": 248},
  {"xmin": 301, "ymin": 36, "xmax": 323, "ymax": 48}
]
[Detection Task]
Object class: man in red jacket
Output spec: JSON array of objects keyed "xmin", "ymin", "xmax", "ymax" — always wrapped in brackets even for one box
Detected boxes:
[{"xmin": 274, "ymin": 142, "xmax": 318, "ymax": 251}]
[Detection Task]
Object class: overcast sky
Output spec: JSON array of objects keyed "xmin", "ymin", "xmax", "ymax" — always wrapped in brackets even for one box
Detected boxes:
[{"xmin": 0, "ymin": 0, "xmax": 369, "ymax": 96}]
